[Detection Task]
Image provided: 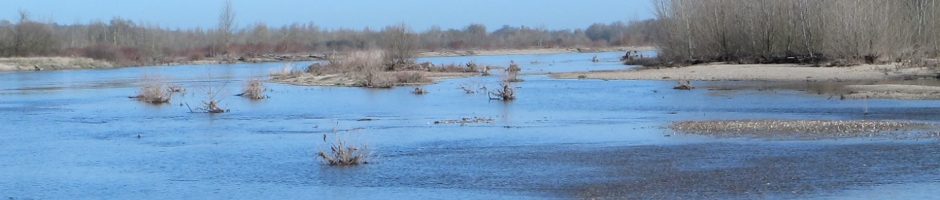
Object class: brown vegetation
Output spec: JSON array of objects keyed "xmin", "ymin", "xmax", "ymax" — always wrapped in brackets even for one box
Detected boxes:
[
  {"xmin": 133, "ymin": 82, "xmax": 171, "ymax": 104},
  {"xmin": 274, "ymin": 48, "xmax": 484, "ymax": 87},
  {"xmin": 505, "ymin": 61, "xmax": 523, "ymax": 82},
  {"xmin": 237, "ymin": 79, "xmax": 266, "ymax": 100},
  {"xmin": 490, "ymin": 75, "xmax": 516, "ymax": 101},
  {"xmin": 652, "ymin": 0, "xmax": 940, "ymax": 66},
  {"xmin": 199, "ymin": 86, "xmax": 226, "ymax": 114},
  {"xmin": 318, "ymin": 130, "xmax": 369, "ymax": 167}
]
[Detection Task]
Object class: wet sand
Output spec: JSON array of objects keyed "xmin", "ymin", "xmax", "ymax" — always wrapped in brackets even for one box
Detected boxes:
[{"xmin": 844, "ymin": 84, "xmax": 940, "ymax": 100}]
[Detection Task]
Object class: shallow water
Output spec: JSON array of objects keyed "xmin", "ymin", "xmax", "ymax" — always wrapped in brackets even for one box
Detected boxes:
[{"xmin": 1, "ymin": 51, "xmax": 938, "ymax": 199}]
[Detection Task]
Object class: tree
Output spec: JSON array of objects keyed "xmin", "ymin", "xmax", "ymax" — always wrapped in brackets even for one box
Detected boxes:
[
  {"xmin": 13, "ymin": 10, "xmax": 57, "ymax": 56},
  {"xmin": 380, "ymin": 24, "xmax": 418, "ymax": 69},
  {"xmin": 215, "ymin": 0, "xmax": 236, "ymax": 56}
]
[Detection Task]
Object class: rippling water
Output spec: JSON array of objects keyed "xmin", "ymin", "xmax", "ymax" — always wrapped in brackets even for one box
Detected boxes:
[{"xmin": 1, "ymin": 51, "xmax": 937, "ymax": 199}]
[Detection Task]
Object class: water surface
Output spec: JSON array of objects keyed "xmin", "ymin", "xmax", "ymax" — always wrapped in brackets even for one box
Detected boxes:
[{"xmin": 1, "ymin": 51, "xmax": 938, "ymax": 199}]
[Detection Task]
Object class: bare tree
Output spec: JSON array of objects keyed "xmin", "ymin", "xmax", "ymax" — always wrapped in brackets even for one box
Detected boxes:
[
  {"xmin": 381, "ymin": 24, "xmax": 418, "ymax": 69},
  {"xmin": 215, "ymin": 0, "xmax": 236, "ymax": 57}
]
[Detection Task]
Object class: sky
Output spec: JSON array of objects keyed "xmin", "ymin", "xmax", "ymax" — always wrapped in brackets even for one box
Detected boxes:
[{"xmin": 0, "ymin": 0, "xmax": 654, "ymax": 31}]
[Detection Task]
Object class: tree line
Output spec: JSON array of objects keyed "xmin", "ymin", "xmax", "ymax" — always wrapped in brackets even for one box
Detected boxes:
[
  {"xmin": 0, "ymin": 8, "xmax": 654, "ymax": 66},
  {"xmin": 651, "ymin": 0, "xmax": 940, "ymax": 65}
]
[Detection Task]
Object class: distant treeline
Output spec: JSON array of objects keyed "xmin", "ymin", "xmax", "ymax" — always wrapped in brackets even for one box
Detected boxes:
[
  {"xmin": 652, "ymin": 0, "xmax": 940, "ymax": 65},
  {"xmin": 0, "ymin": 10, "xmax": 655, "ymax": 66}
]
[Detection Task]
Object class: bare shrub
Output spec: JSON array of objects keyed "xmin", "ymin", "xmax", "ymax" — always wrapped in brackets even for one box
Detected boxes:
[
  {"xmin": 490, "ymin": 81, "xmax": 516, "ymax": 101},
  {"xmin": 238, "ymin": 79, "xmax": 266, "ymax": 100},
  {"xmin": 505, "ymin": 61, "xmax": 523, "ymax": 82},
  {"xmin": 198, "ymin": 85, "xmax": 227, "ymax": 113},
  {"xmin": 381, "ymin": 24, "xmax": 418, "ymax": 70},
  {"xmin": 318, "ymin": 130, "xmax": 369, "ymax": 167},
  {"xmin": 394, "ymin": 71, "xmax": 429, "ymax": 84},
  {"xmin": 133, "ymin": 78, "xmax": 172, "ymax": 104}
]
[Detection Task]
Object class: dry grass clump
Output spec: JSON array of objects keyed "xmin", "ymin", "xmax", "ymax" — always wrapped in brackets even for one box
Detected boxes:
[
  {"xmin": 319, "ymin": 50, "xmax": 430, "ymax": 88},
  {"xmin": 671, "ymin": 120, "xmax": 933, "ymax": 139},
  {"xmin": 318, "ymin": 131, "xmax": 369, "ymax": 167},
  {"xmin": 132, "ymin": 79, "xmax": 172, "ymax": 104},
  {"xmin": 198, "ymin": 87, "xmax": 227, "ymax": 114},
  {"xmin": 238, "ymin": 79, "xmax": 266, "ymax": 100},
  {"xmin": 505, "ymin": 61, "xmax": 523, "ymax": 82},
  {"xmin": 481, "ymin": 65, "xmax": 491, "ymax": 76}
]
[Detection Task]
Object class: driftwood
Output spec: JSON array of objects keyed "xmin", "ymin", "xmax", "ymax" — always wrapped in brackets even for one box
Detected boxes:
[{"xmin": 673, "ymin": 80, "xmax": 695, "ymax": 90}]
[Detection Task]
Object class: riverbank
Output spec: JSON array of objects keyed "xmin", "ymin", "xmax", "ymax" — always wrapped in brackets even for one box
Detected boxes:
[
  {"xmin": 0, "ymin": 57, "xmax": 113, "ymax": 71},
  {"xmin": 270, "ymin": 71, "xmax": 477, "ymax": 87},
  {"xmin": 556, "ymin": 63, "xmax": 936, "ymax": 81},
  {"xmin": 557, "ymin": 63, "xmax": 940, "ymax": 100},
  {"xmin": 418, "ymin": 46, "xmax": 654, "ymax": 57},
  {"xmin": 0, "ymin": 46, "xmax": 649, "ymax": 72}
]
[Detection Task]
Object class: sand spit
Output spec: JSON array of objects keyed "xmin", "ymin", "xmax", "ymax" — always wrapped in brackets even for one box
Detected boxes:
[
  {"xmin": 556, "ymin": 63, "xmax": 935, "ymax": 82},
  {"xmin": 843, "ymin": 84, "xmax": 940, "ymax": 100},
  {"xmin": 271, "ymin": 71, "xmax": 475, "ymax": 87},
  {"xmin": 671, "ymin": 120, "xmax": 937, "ymax": 139}
]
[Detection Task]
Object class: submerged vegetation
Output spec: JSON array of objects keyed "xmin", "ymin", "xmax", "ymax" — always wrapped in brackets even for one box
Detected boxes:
[{"xmin": 651, "ymin": 0, "xmax": 940, "ymax": 66}]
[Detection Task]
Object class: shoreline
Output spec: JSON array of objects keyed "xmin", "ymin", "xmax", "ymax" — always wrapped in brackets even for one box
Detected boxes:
[
  {"xmin": 555, "ymin": 63, "xmax": 936, "ymax": 82},
  {"xmin": 417, "ymin": 46, "xmax": 655, "ymax": 57},
  {"xmin": 270, "ymin": 71, "xmax": 477, "ymax": 87},
  {"xmin": 556, "ymin": 63, "xmax": 940, "ymax": 100},
  {"xmin": 0, "ymin": 46, "xmax": 652, "ymax": 72}
]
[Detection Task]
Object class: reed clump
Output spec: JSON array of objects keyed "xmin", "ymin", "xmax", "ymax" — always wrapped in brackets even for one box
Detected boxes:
[
  {"xmin": 318, "ymin": 130, "xmax": 369, "ymax": 167},
  {"xmin": 133, "ymin": 78, "xmax": 173, "ymax": 104},
  {"xmin": 238, "ymin": 79, "xmax": 266, "ymax": 100}
]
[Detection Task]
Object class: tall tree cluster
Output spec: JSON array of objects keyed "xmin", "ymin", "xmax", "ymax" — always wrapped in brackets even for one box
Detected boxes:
[{"xmin": 652, "ymin": 0, "xmax": 940, "ymax": 64}]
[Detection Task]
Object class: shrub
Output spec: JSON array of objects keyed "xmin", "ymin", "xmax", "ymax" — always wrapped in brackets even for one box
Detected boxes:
[
  {"xmin": 199, "ymin": 86, "xmax": 226, "ymax": 113},
  {"xmin": 490, "ymin": 81, "xmax": 515, "ymax": 101},
  {"xmin": 238, "ymin": 79, "xmax": 266, "ymax": 100},
  {"xmin": 318, "ymin": 130, "xmax": 369, "ymax": 166},
  {"xmin": 133, "ymin": 78, "xmax": 172, "ymax": 104}
]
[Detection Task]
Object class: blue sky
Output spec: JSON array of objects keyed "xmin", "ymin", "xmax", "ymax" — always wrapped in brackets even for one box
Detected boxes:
[{"xmin": 0, "ymin": 0, "xmax": 653, "ymax": 31}]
